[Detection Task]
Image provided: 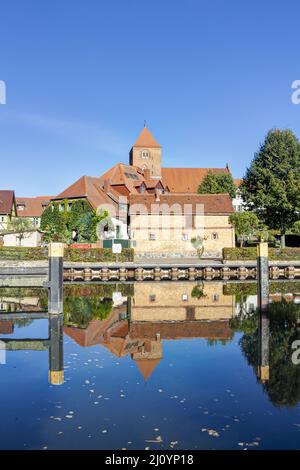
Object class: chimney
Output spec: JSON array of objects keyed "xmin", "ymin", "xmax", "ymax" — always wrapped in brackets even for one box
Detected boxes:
[{"xmin": 143, "ymin": 168, "xmax": 151, "ymax": 180}]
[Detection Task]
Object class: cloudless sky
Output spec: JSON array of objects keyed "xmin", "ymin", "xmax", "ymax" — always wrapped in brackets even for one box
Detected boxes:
[{"xmin": 1, "ymin": 0, "xmax": 300, "ymax": 196}]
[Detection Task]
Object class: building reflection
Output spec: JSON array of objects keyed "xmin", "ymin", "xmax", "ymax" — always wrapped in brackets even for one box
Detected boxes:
[
  {"xmin": 1, "ymin": 281, "xmax": 299, "ymax": 398},
  {"xmin": 64, "ymin": 282, "xmax": 236, "ymax": 380}
]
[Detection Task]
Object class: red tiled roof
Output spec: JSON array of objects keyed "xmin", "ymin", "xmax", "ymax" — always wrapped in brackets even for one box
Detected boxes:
[
  {"xmin": 161, "ymin": 168, "xmax": 230, "ymax": 193},
  {"xmin": 134, "ymin": 359, "xmax": 161, "ymax": 380},
  {"xmin": 0, "ymin": 190, "xmax": 15, "ymax": 215},
  {"xmin": 129, "ymin": 193, "xmax": 234, "ymax": 214},
  {"xmin": 234, "ymin": 178, "xmax": 243, "ymax": 187},
  {"xmin": 51, "ymin": 176, "xmax": 115, "ymax": 210},
  {"xmin": 133, "ymin": 127, "xmax": 161, "ymax": 148},
  {"xmin": 16, "ymin": 196, "xmax": 52, "ymax": 218},
  {"xmin": 130, "ymin": 321, "xmax": 233, "ymax": 341}
]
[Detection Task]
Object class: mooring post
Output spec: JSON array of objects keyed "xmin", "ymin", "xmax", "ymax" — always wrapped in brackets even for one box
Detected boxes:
[
  {"xmin": 48, "ymin": 243, "xmax": 64, "ymax": 314},
  {"xmin": 257, "ymin": 242, "xmax": 269, "ymax": 310},
  {"xmin": 48, "ymin": 313, "xmax": 64, "ymax": 385},
  {"xmin": 257, "ymin": 311, "xmax": 270, "ymax": 382}
]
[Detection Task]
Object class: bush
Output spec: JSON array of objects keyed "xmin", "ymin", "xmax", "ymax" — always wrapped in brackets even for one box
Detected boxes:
[
  {"xmin": 0, "ymin": 246, "xmax": 134, "ymax": 262},
  {"xmin": 223, "ymin": 247, "xmax": 300, "ymax": 261}
]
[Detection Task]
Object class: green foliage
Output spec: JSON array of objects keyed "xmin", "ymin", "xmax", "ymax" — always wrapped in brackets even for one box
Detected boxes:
[
  {"xmin": 224, "ymin": 281, "xmax": 300, "ymax": 297},
  {"xmin": 0, "ymin": 246, "xmax": 134, "ymax": 262},
  {"xmin": 40, "ymin": 199, "xmax": 107, "ymax": 243},
  {"xmin": 238, "ymin": 301, "xmax": 300, "ymax": 407},
  {"xmin": 8, "ymin": 217, "xmax": 34, "ymax": 235},
  {"xmin": 0, "ymin": 246, "xmax": 48, "ymax": 260},
  {"xmin": 64, "ymin": 247, "xmax": 134, "ymax": 262},
  {"xmin": 191, "ymin": 283, "xmax": 206, "ymax": 299},
  {"xmin": 241, "ymin": 129, "xmax": 300, "ymax": 244},
  {"xmin": 191, "ymin": 236, "xmax": 204, "ymax": 257},
  {"xmin": 198, "ymin": 171, "xmax": 236, "ymax": 198},
  {"xmin": 63, "ymin": 283, "xmax": 134, "ymax": 298},
  {"xmin": 229, "ymin": 212, "xmax": 260, "ymax": 247},
  {"xmin": 40, "ymin": 203, "xmax": 68, "ymax": 242},
  {"xmin": 64, "ymin": 297, "xmax": 113, "ymax": 328},
  {"xmin": 292, "ymin": 220, "xmax": 300, "ymax": 234},
  {"xmin": 223, "ymin": 247, "xmax": 300, "ymax": 261}
]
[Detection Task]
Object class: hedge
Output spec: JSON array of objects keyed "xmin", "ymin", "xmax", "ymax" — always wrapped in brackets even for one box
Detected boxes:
[
  {"xmin": 223, "ymin": 247, "xmax": 300, "ymax": 261},
  {"xmin": 0, "ymin": 247, "xmax": 134, "ymax": 262},
  {"xmin": 223, "ymin": 281, "xmax": 300, "ymax": 296}
]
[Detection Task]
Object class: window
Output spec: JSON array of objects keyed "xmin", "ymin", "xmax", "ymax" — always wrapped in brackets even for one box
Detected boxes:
[
  {"xmin": 0, "ymin": 216, "xmax": 4, "ymax": 222},
  {"xmin": 182, "ymin": 294, "xmax": 188, "ymax": 301},
  {"xmin": 33, "ymin": 217, "xmax": 39, "ymax": 225},
  {"xmin": 59, "ymin": 204, "xmax": 64, "ymax": 212},
  {"xmin": 149, "ymin": 294, "xmax": 156, "ymax": 302},
  {"xmin": 212, "ymin": 294, "xmax": 219, "ymax": 302},
  {"xmin": 212, "ymin": 232, "xmax": 219, "ymax": 240},
  {"xmin": 142, "ymin": 150, "xmax": 149, "ymax": 159},
  {"xmin": 149, "ymin": 233, "xmax": 156, "ymax": 240},
  {"xmin": 140, "ymin": 185, "xmax": 145, "ymax": 194},
  {"xmin": 68, "ymin": 202, "xmax": 73, "ymax": 211},
  {"xmin": 17, "ymin": 204, "xmax": 25, "ymax": 211},
  {"xmin": 124, "ymin": 172, "xmax": 139, "ymax": 180},
  {"xmin": 182, "ymin": 233, "xmax": 188, "ymax": 241}
]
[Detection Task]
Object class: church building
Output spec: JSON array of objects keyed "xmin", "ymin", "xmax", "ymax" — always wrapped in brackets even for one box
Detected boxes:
[{"xmin": 49, "ymin": 126, "xmax": 235, "ymax": 257}]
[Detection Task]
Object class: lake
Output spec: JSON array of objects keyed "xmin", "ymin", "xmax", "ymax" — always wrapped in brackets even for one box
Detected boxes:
[{"xmin": 0, "ymin": 280, "xmax": 300, "ymax": 450}]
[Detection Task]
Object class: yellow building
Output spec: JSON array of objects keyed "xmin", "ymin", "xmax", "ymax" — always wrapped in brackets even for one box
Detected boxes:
[{"xmin": 129, "ymin": 193, "xmax": 235, "ymax": 257}]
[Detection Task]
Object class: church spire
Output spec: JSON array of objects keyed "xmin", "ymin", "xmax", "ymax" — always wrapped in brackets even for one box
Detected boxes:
[{"xmin": 133, "ymin": 127, "xmax": 161, "ymax": 148}]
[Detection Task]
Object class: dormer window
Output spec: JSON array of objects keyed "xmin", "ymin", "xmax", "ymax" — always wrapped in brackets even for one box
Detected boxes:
[
  {"xmin": 142, "ymin": 150, "xmax": 149, "ymax": 159},
  {"xmin": 17, "ymin": 204, "xmax": 25, "ymax": 211}
]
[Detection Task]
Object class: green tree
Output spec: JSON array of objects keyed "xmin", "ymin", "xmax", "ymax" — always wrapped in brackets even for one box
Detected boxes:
[
  {"xmin": 229, "ymin": 212, "xmax": 260, "ymax": 247},
  {"xmin": 40, "ymin": 199, "xmax": 107, "ymax": 243},
  {"xmin": 292, "ymin": 220, "xmax": 300, "ymax": 235},
  {"xmin": 241, "ymin": 129, "xmax": 300, "ymax": 247},
  {"xmin": 198, "ymin": 171, "xmax": 236, "ymax": 198},
  {"xmin": 8, "ymin": 217, "xmax": 35, "ymax": 246},
  {"xmin": 40, "ymin": 203, "xmax": 70, "ymax": 243}
]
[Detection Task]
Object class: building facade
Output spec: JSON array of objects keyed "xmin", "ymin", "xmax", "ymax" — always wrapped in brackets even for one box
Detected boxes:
[{"xmin": 0, "ymin": 190, "xmax": 17, "ymax": 231}]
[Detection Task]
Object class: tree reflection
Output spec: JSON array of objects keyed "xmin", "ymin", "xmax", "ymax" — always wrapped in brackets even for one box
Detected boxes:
[{"xmin": 230, "ymin": 300, "xmax": 300, "ymax": 407}]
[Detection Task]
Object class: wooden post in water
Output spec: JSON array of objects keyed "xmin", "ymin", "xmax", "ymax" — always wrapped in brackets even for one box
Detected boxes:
[
  {"xmin": 257, "ymin": 242, "xmax": 269, "ymax": 310},
  {"xmin": 257, "ymin": 312, "xmax": 270, "ymax": 382},
  {"xmin": 48, "ymin": 313, "xmax": 64, "ymax": 385},
  {"xmin": 48, "ymin": 243, "xmax": 64, "ymax": 315},
  {"xmin": 257, "ymin": 242, "xmax": 270, "ymax": 382}
]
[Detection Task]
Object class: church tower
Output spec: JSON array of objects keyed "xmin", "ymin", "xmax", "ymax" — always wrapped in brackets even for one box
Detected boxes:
[{"xmin": 129, "ymin": 126, "xmax": 162, "ymax": 179}]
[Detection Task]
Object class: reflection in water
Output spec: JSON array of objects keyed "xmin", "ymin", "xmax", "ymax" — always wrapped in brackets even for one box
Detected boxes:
[
  {"xmin": 231, "ymin": 300, "xmax": 300, "ymax": 407},
  {"xmin": 1, "ymin": 281, "xmax": 300, "ymax": 449}
]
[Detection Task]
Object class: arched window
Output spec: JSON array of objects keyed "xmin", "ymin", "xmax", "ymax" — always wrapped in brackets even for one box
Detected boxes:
[{"xmin": 142, "ymin": 150, "xmax": 149, "ymax": 159}]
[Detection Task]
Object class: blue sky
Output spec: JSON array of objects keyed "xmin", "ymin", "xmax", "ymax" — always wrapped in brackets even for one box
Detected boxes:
[{"xmin": 1, "ymin": 0, "xmax": 300, "ymax": 196}]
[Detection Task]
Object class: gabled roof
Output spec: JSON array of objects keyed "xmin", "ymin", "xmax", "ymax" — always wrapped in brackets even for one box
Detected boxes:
[
  {"xmin": 16, "ymin": 196, "xmax": 52, "ymax": 218},
  {"xmin": 132, "ymin": 127, "xmax": 161, "ymax": 148},
  {"xmin": 0, "ymin": 190, "xmax": 16, "ymax": 215},
  {"xmin": 129, "ymin": 193, "xmax": 234, "ymax": 214},
  {"xmin": 161, "ymin": 167, "xmax": 230, "ymax": 193},
  {"xmin": 51, "ymin": 175, "xmax": 115, "ymax": 210},
  {"xmin": 134, "ymin": 358, "xmax": 161, "ymax": 381}
]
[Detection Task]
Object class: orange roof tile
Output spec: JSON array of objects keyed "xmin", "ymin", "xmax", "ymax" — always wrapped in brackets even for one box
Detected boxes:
[
  {"xmin": 129, "ymin": 193, "xmax": 234, "ymax": 214},
  {"xmin": 133, "ymin": 127, "xmax": 161, "ymax": 148},
  {"xmin": 234, "ymin": 178, "xmax": 243, "ymax": 187},
  {"xmin": 130, "ymin": 321, "xmax": 233, "ymax": 341},
  {"xmin": 0, "ymin": 190, "xmax": 16, "ymax": 215},
  {"xmin": 16, "ymin": 196, "xmax": 52, "ymax": 218},
  {"xmin": 134, "ymin": 358, "xmax": 161, "ymax": 381},
  {"xmin": 51, "ymin": 176, "xmax": 115, "ymax": 210},
  {"xmin": 161, "ymin": 167, "xmax": 229, "ymax": 193}
]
